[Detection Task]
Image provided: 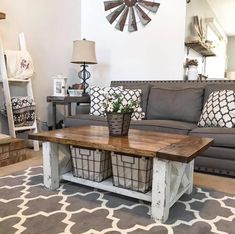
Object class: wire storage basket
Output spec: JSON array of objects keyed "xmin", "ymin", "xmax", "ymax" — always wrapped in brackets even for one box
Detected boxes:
[
  {"xmin": 106, "ymin": 112, "xmax": 132, "ymax": 136},
  {"xmin": 70, "ymin": 146, "xmax": 112, "ymax": 182},
  {"xmin": 111, "ymin": 152, "xmax": 153, "ymax": 193}
]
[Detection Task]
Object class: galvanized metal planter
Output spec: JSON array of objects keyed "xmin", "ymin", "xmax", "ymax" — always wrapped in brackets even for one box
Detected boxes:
[{"xmin": 106, "ymin": 112, "xmax": 132, "ymax": 136}]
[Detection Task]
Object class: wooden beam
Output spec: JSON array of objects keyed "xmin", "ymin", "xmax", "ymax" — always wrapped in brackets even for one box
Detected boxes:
[{"xmin": 0, "ymin": 12, "xmax": 6, "ymax": 20}]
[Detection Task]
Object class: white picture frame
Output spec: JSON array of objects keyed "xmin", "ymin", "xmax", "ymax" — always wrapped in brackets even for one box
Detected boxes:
[{"xmin": 53, "ymin": 78, "xmax": 66, "ymax": 96}]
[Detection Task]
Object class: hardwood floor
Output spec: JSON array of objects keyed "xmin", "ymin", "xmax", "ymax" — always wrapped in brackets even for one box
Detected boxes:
[
  {"xmin": 0, "ymin": 148, "xmax": 234, "ymax": 195},
  {"xmin": 194, "ymin": 172, "xmax": 235, "ymax": 195}
]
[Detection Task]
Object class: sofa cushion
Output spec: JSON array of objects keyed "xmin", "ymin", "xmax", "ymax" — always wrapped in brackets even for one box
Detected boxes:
[
  {"xmin": 204, "ymin": 83, "xmax": 235, "ymax": 104},
  {"xmin": 65, "ymin": 115, "xmax": 196, "ymax": 135},
  {"xmin": 147, "ymin": 87, "xmax": 204, "ymax": 123},
  {"xmin": 197, "ymin": 146, "xmax": 235, "ymax": 161},
  {"xmin": 130, "ymin": 119, "xmax": 196, "ymax": 135},
  {"xmin": 189, "ymin": 127, "xmax": 235, "ymax": 147},
  {"xmin": 198, "ymin": 90, "xmax": 235, "ymax": 128},
  {"xmin": 111, "ymin": 83, "xmax": 151, "ymax": 114},
  {"xmin": 195, "ymin": 156, "xmax": 235, "ymax": 176}
]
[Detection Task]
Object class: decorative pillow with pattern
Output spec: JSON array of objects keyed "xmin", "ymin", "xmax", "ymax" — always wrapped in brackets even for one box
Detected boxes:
[
  {"xmin": 198, "ymin": 90, "xmax": 235, "ymax": 128},
  {"xmin": 108, "ymin": 89, "xmax": 145, "ymax": 120},
  {"xmin": 10, "ymin": 96, "xmax": 36, "ymax": 127},
  {"xmin": 90, "ymin": 86, "xmax": 123, "ymax": 116}
]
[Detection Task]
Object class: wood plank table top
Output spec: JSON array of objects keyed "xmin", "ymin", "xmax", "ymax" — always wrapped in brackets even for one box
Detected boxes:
[{"xmin": 29, "ymin": 125, "xmax": 213, "ymax": 163}]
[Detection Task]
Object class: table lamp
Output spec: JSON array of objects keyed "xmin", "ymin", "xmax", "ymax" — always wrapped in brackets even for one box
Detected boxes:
[{"xmin": 71, "ymin": 39, "xmax": 97, "ymax": 95}]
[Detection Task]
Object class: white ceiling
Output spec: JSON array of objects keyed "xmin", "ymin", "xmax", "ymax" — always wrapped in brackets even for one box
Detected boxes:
[{"xmin": 207, "ymin": 0, "xmax": 235, "ymax": 36}]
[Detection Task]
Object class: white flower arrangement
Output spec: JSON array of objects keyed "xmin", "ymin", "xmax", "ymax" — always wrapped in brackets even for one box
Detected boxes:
[{"xmin": 102, "ymin": 93, "xmax": 140, "ymax": 114}]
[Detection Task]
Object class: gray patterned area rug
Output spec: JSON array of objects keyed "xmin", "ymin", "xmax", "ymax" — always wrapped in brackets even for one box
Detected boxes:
[{"xmin": 0, "ymin": 166, "xmax": 234, "ymax": 234}]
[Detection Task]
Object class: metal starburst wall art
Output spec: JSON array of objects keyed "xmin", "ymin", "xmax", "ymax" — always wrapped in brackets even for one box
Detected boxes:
[{"xmin": 104, "ymin": 0, "xmax": 160, "ymax": 32}]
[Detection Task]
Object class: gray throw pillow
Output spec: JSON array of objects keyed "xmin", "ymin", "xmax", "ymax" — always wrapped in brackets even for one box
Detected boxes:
[{"xmin": 146, "ymin": 88, "xmax": 204, "ymax": 123}]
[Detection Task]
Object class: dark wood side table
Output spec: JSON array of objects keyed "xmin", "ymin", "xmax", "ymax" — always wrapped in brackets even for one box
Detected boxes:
[{"xmin": 47, "ymin": 95, "xmax": 90, "ymax": 129}]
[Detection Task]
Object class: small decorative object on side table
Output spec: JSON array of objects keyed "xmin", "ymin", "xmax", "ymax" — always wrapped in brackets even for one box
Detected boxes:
[
  {"xmin": 103, "ymin": 94, "xmax": 138, "ymax": 136},
  {"xmin": 53, "ymin": 74, "xmax": 67, "ymax": 96},
  {"xmin": 68, "ymin": 89, "xmax": 83, "ymax": 97},
  {"xmin": 68, "ymin": 83, "xmax": 84, "ymax": 97}
]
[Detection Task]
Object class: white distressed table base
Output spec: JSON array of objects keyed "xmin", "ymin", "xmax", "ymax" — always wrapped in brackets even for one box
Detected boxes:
[
  {"xmin": 42, "ymin": 142, "xmax": 71, "ymax": 190},
  {"xmin": 42, "ymin": 142, "xmax": 194, "ymax": 223},
  {"xmin": 151, "ymin": 158, "xmax": 194, "ymax": 222}
]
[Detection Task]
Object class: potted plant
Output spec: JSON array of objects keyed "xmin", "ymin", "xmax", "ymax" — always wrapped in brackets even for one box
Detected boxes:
[
  {"xmin": 102, "ymin": 94, "xmax": 139, "ymax": 136},
  {"xmin": 185, "ymin": 59, "xmax": 199, "ymax": 80}
]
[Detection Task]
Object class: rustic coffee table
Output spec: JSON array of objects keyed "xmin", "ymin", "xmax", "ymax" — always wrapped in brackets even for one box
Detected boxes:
[{"xmin": 29, "ymin": 125, "xmax": 213, "ymax": 223}]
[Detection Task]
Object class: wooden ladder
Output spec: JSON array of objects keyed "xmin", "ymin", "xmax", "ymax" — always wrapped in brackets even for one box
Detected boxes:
[{"xmin": 0, "ymin": 33, "xmax": 39, "ymax": 151}]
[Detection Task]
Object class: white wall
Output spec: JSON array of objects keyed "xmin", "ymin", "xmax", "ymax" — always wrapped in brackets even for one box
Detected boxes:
[
  {"xmin": 206, "ymin": 27, "xmax": 227, "ymax": 79},
  {"xmin": 185, "ymin": 0, "xmax": 218, "ymax": 39},
  {"xmin": 81, "ymin": 0, "xmax": 186, "ymax": 87},
  {"xmin": 0, "ymin": 0, "xmax": 81, "ymax": 133},
  {"xmin": 227, "ymin": 36, "xmax": 235, "ymax": 71},
  {"xmin": 0, "ymin": 0, "xmax": 188, "ymax": 133},
  {"xmin": 185, "ymin": 0, "xmax": 227, "ymax": 79}
]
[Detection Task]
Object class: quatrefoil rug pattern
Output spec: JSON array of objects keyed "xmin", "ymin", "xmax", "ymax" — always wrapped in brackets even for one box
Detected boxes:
[{"xmin": 0, "ymin": 166, "xmax": 234, "ymax": 234}]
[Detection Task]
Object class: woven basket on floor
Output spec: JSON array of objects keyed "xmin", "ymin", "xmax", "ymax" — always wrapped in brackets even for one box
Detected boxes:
[{"xmin": 106, "ymin": 112, "xmax": 132, "ymax": 136}]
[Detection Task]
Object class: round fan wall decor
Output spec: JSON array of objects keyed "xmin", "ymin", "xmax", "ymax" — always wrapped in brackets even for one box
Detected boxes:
[{"xmin": 104, "ymin": 0, "xmax": 160, "ymax": 32}]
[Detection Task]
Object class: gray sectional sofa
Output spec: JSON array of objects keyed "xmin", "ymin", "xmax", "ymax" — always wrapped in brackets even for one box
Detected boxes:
[{"xmin": 65, "ymin": 80, "xmax": 235, "ymax": 177}]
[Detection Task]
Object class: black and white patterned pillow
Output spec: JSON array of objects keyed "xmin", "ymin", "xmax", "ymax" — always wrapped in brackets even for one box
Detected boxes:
[
  {"xmin": 109, "ymin": 89, "xmax": 144, "ymax": 120},
  {"xmin": 90, "ymin": 86, "xmax": 123, "ymax": 116},
  {"xmin": 198, "ymin": 90, "xmax": 235, "ymax": 128},
  {"xmin": 10, "ymin": 96, "xmax": 36, "ymax": 127}
]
